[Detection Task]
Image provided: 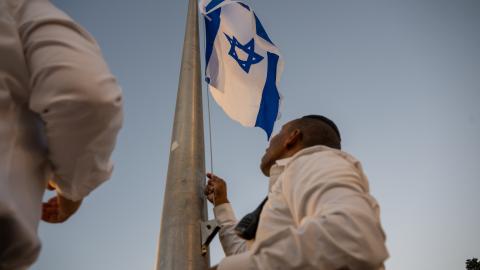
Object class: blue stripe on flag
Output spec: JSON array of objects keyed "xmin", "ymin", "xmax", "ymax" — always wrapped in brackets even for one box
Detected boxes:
[
  {"xmin": 255, "ymin": 52, "xmax": 280, "ymax": 139},
  {"xmin": 254, "ymin": 13, "xmax": 274, "ymax": 45},
  {"xmin": 205, "ymin": 0, "xmax": 224, "ymax": 13},
  {"xmin": 204, "ymin": 8, "xmax": 222, "ymax": 83}
]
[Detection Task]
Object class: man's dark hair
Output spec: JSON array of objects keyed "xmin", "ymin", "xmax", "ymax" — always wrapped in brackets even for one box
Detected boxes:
[{"xmin": 292, "ymin": 115, "xmax": 341, "ymax": 150}]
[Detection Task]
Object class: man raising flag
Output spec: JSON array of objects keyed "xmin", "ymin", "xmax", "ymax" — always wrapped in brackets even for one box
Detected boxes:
[{"xmin": 200, "ymin": 1, "xmax": 389, "ymax": 270}]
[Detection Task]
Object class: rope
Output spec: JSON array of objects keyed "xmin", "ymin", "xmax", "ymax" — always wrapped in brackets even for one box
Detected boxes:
[
  {"xmin": 200, "ymin": 12, "xmax": 214, "ymax": 174},
  {"xmin": 206, "ymin": 82, "xmax": 214, "ymax": 174}
]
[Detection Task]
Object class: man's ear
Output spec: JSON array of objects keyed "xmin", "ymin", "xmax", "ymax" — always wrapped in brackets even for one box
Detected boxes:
[{"xmin": 284, "ymin": 129, "xmax": 301, "ymax": 149}]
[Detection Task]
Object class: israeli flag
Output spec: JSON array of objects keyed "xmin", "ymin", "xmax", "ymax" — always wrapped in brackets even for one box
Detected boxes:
[{"xmin": 200, "ymin": 0, "xmax": 284, "ymax": 139}]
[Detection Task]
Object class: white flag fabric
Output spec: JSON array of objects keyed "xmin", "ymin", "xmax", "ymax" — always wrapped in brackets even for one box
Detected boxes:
[{"xmin": 200, "ymin": 0, "xmax": 284, "ymax": 139}]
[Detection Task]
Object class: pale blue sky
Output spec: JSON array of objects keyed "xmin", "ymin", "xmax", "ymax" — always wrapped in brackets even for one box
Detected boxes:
[{"xmin": 33, "ymin": 1, "xmax": 480, "ymax": 269}]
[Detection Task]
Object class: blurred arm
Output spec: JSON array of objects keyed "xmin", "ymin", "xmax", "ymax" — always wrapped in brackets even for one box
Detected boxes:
[{"xmin": 18, "ymin": 0, "xmax": 123, "ymax": 201}]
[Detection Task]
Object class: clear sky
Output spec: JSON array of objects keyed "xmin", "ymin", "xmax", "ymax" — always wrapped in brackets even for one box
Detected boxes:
[{"xmin": 33, "ymin": 0, "xmax": 480, "ymax": 269}]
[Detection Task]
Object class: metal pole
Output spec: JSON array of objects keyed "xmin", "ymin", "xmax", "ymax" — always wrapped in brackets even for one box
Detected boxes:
[{"xmin": 156, "ymin": 0, "xmax": 209, "ymax": 269}]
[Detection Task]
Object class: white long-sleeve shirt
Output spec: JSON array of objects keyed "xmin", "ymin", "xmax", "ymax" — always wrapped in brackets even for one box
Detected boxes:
[
  {"xmin": 214, "ymin": 146, "xmax": 389, "ymax": 270},
  {"xmin": 0, "ymin": 0, "xmax": 123, "ymax": 268}
]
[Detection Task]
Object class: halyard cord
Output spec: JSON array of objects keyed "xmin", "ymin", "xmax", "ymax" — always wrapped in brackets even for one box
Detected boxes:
[
  {"xmin": 206, "ymin": 80, "xmax": 214, "ymax": 175},
  {"xmin": 202, "ymin": 15, "xmax": 214, "ymax": 175}
]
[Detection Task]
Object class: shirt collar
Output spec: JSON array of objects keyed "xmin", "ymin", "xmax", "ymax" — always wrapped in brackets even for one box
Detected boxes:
[
  {"xmin": 268, "ymin": 145, "xmax": 335, "ymax": 190},
  {"xmin": 276, "ymin": 145, "xmax": 333, "ymax": 167}
]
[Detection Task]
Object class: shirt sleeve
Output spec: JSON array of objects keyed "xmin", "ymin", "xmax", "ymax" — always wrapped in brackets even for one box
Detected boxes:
[
  {"xmin": 16, "ymin": 0, "xmax": 123, "ymax": 201},
  {"xmin": 214, "ymin": 203, "xmax": 248, "ymax": 256},
  {"xmin": 219, "ymin": 153, "xmax": 388, "ymax": 270}
]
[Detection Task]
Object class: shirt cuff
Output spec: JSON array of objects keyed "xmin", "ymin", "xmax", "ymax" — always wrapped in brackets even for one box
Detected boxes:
[
  {"xmin": 52, "ymin": 162, "xmax": 113, "ymax": 202},
  {"xmin": 218, "ymin": 251, "xmax": 256, "ymax": 270},
  {"xmin": 214, "ymin": 203, "xmax": 237, "ymax": 225}
]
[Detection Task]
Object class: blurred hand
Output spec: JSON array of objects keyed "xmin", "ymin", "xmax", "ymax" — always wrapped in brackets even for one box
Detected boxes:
[
  {"xmin": 204, "ymin": 173, "xmax": 229, "ymax": 206},
  {"xmin": 208, "ymin": 266, "xmax": 218, "ymax": 270},
  {"xmin": 42, "ymin": 181, "xmax": 82, "ymax": 223}
]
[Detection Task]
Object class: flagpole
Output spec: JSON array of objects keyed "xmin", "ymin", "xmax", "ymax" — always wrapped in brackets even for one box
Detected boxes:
[{"xmin": 156, "ymin": 0, "xmax": 209, "ymax": 268}]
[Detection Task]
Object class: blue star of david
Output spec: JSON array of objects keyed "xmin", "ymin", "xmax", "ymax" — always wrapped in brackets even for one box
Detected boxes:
[{"xmin": 224, "ymin": 33, "xmax": 264, "ymax": 73}]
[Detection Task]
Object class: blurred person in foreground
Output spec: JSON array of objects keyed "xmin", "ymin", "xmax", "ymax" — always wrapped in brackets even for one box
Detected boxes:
[
  {"xmin": 205, "ymin": 115, "xmax": 389, "ymax": 270},
  {"xmin": 0, "ymin": 0, "xmax": 123, "ymax": 269}
]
